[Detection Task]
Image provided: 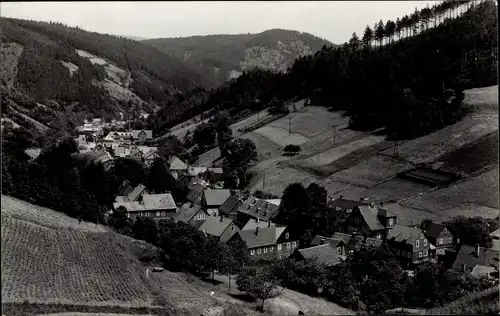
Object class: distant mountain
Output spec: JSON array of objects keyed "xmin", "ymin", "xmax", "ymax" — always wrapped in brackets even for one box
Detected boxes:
[
  {"xmin": 0, "ymin": 18, "xmax": 217, "ymax": 135},
  {"xmin": 143, "ymin": 29, "xmax": 335, "ymax": 84}
]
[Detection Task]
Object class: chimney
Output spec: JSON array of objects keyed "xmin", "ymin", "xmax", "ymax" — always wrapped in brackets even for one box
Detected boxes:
[
  {"xmin": 320, "ymin": 238, "xmax": 325, "ymax": 245},
  {"xmin": 255, "ymin": 227, "xmax": 260, "ymax": 236},
  {"xmin": 476, "ymin": 244, "xmax": 480, "ymax": 257},
  {"xmin": 220, "ymin": 215, "xmax": 224, "ymax": 222}
]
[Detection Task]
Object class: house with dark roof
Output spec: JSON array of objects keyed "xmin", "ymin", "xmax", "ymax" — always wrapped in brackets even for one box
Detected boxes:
[
  {"xmin": 115, "ymin": 183, "xmax": 150, "ymax": 203},
  {"xmin": 346, "ymin": 204, "xmax": 396, "ymax": 239},
  {"xmin": 113, "ymin": 193, "xmax": 177, "ymax": 220},
  {"xmin": 292, "ymin": 244, "xmax": 342, "ymax": 267},
  {"xmin": 132, "ymin": 129, "xmax": 153, "ymax": 142},
  {"xmin": 421, "ymin": 221, "xmax": 456, "ymax": 258},
  {"xmin": 310, "ymin": 235, "xmax": 347, "ymax": 257},
  {"xmin": 117, "ymin": 180, "xmax": 135, "ymax": 197},
  {"xmin": 235, "ymin": 196, "xmax": 280, "ymax": 225},
  {"xmin": 452, "ymin": 244, "xmax": 499, "ymax": 277},
  {"xmin": 218, "ymin": 196, "xmax": 243, "ymax": 221},
  {"xmin": 143, "ymin": 150, "xmax": 162, "ymax": 167},
  {"xmin": 386, "ymin": 225, "xmax": 431, "ymax": 267},
  {"xmin": 198, "ymin": 215, "xmax": 240, "ymax": 243},
  {"xmin": 173, "ymin": 203, "xmax": 208, "ymax": 228},
  {"xmin": 202, "ymin": 189, "xmax": 231, "ymax": 216},
  {"xmin": 328, "ymin": 195, "xmax": 368, "ymax": 213},
  {"xmin": 231, "ymin": 225, "xmax": 297, "ymax": 261},
  {"xmin": 187, "ymin": 183, "xmax": 205, "ymax": 206}
]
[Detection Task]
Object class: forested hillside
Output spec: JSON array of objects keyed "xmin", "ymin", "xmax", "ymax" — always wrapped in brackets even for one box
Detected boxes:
[
  {"xmin": 0, "ymin": 18, "xmax": 216, "ymax": 123},
  {"xmin": 143, "ymin": 29, "xmax": 333, "ymax": 84},
  {"xmin": 147, "ymin": 0, "xmax": 497, "ymax": 139}
]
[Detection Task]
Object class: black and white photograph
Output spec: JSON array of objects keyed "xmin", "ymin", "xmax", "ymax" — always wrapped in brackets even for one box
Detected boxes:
[{"xmin": 0, "ymin": 1, "xmax": 498, "ymax": 315}]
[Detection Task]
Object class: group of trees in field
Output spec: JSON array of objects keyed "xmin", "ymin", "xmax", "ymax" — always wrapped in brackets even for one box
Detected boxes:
[{"xmin": 148, "ymin": 0, "xmax": 497, "ymax": 142}]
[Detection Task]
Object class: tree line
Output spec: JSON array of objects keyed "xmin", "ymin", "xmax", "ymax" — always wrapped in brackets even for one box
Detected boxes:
[{"xmin": 148, "ymin": 0, "xmax": 497, "ymax": 141}]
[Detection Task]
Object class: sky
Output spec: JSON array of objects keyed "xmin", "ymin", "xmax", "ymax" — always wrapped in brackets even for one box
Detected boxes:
[{"xmin": 1, "ymin": 1, "xmax": 436, "ymax": 44}]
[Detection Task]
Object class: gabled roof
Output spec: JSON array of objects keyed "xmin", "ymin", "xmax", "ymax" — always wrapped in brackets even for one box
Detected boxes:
[
  {"xmin": 127, "ymin": 184, "xmax": 149, "ymax": 202},
  {"xmin": 199, "ymin": 216, "xmax": 235, "ymax": 238},
  {"xmin": 242, "ymin": 218, "xmax": 276, "ymax": 231},
  {"xmin": 471, "ymin": 264, "xmax": 497, "ymax": 278},
  {"xmin": 237, "ymin": 196, "xmax": 280, "ymax": 222},
  {"xmin": 117, "ymin": 180, "xmax": 134, "ymax": 196},
  {"xmin": 238, "ymin": 226, "xmax": 283, "ymax": 248},
  {"xmin": 132, "ymin": 129, "xmax": 153, "ymax": 139},
  {"xmin": 298, "ymin": 244, "xmax": 342, "ymax": 266},
  {"xmin": 424, "ymin": 222, "xmax": 449, "ymax": 239},
  {"xmin": 168, "ymin": 156, "xmax": 188, "ymax": 171},
  {"xmin": 187, "ymin": 184, "xmax": 205, "ymax": 204},
  {"xmin": 144, "ymin": 150, "xmax": 161, "ymax": 160},
  {"xmin": 490, "ymin": 228, "xmax": 500, "ymax": 239},
  {"xmin": 355, "ymin": 205, "xmax": 385, "ymax": 231},
  {"xmin": 332, "ymin": 232, "xmax": 353, "ymax": 245},
  {"xmin": 142, "ymin": 193, "xmax": 177, "ymax": 210},
  {"xmin": 387, "ymin": 225, "xmax": 425, "ymax": 246},
  {"xmin": 174, "ymin": 203, "xmax": 204, "ymax": 223},
  {"xmin": 265, "ymin": 199, "xmax": 282, "ymax": 206},
  {"xmin": 219, "ymin": 196, "xmax": 243, "ymax": 216},
  {"xmin": 310, "ymin": 235, "xmax": 344, "ymax": 248},
  {"xmin": 452, "ymin": 245, "xmax": 499, "ymax": 272},
  {"xmin": 203, "ymin": 189, "xmax": 231, "ymax": 207}
]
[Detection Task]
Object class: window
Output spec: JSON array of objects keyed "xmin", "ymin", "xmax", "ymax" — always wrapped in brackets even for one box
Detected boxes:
[
  {"xmin": 270, "ymin": 246, "xmax": 274, "ymax": 252},
  {"xmin": 286, "ymin": 242, "xmax": 291, "ymax": 249},
  {"xmin": 424, "ymin": 239, "xmax": 427, "ymax": 246},
  {"xmin": 156, "ymin": 211, "xmax": 161, "ymax": 217},
  {"xmin": 337, "ymin": 247, "xmax": 342, "ymax": 255},
  {"xmin": 292, "ymin": 242, "xmax": 296, "ymax": 248},
  {"xmin": 416, "ymin": 240, "xmax": 420, "ymax": 248},
  {"xmin": 278, "ymin": 244, "xmax": 282, "ymax": 251},
  {"xmin": 285, "ymin": 233, "xmax": 289, "ymax": 240},
  {"xmin": 250, "ymin": 249, "xmax": 255, "ymax": 255},
  {"xmin": 418, "ymin": 251, "xmax": 423, "ymax": 258},
  {"xmin": 264, "ymin": 247, "xmax": 268, "ymax": 253},
  {"xmin": 443, "ymin": 228, "xmax": 447, "ymax": 233},
  {"xmin": 257, "ymin": 248, "xmax": 261, "ymax": 254},
  {"xmin": 438, "ymin": 238, "xmax": 443, "ymax": 245},
  {"xmin": 423, "ymin": 250, "xmax": 428, "ymax": 257},
  {"xmin": 408, "ymin": 252, "xmax": 412, "ymax": 258},
  {"xmin": 388, "ymin": 218, "xmax": 394, "ymax": 226}
]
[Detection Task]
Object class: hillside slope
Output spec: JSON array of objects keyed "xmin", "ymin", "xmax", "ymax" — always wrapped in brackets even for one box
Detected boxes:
[
  {"xmin": 0, "ymin": 18, "xmax": 216, "ymax": 123},
  {"xmin": 143, "ymin": 29, "xmax": 333, "ymax": 84},
  {"xmin": 0, "ymin": 195, "xmax": 354, "ymax": 316}
]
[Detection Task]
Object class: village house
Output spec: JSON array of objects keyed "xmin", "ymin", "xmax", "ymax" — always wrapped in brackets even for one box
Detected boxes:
[
  {"xmin": 115, "ymin": 183, "xmax": 150, "ymax": 203},
  {"xmin": 132, "ymin": 129, "xmax": 153, "ymax": 142},
  {"xmin": 231, "ymin": 225, "xmax": 298, "ymax": 261},
  {"xmin": 202, "ymin": 189, "xmax": 232, "ymax": 216},
  {"xmin": 292, "ymin": 243, "xmax": 343, "ymax": 267},
  {"xmin": 346, "ymin": 204, "xmax": 397, "ymax": 239},
  {"xmin": 235, "ymin": 196, "xmax": 280, "ymax": 227},
  {"xmin": 421, "ymin": 221, "xmax": 456, "ymax": 258},
  {"xmin": 187, "ymin": 183, "xmax": 206, "ymax": 206},
  {"xmin": 173, "ymin": 203, "xmax": 209, "ymax": 228},
  {"xmin": 198, "ymin": 215, "xmax": 241, "ymax": 243},
  {"xmin": 128, "ymin": 147, "xmax": 144, "ymax": 163},
  {"xmin": 114, "ymin": 146, "xmax": 131, "ymax": 158},
  {"xmin": 310, "ymin": 235, "xmax": 347, "ymax": 257},
  {"xmin": 143, "ymin": 149, "xmax": 162, "ymax": 166},
  {"xmin": 113, "ymin": 193, "xmax": 177, "ymax": 220},
  {"xmin": 167, "ymin": 156, "xmax": 188, "ymax": 179},
  {"xmin": 386, "ymin": 225, "xmax": 431, "ymax": 268},
  {"xmin": 452, "ymin": 244, "xmax": 499, "ymax": 279},
  {"xmin": 218, "ymin": 196, "xmax": 244, "ymax": 222},
  {"xmin": 329, "ymin": 195, "xmax": 369, "ymax": 213}
]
